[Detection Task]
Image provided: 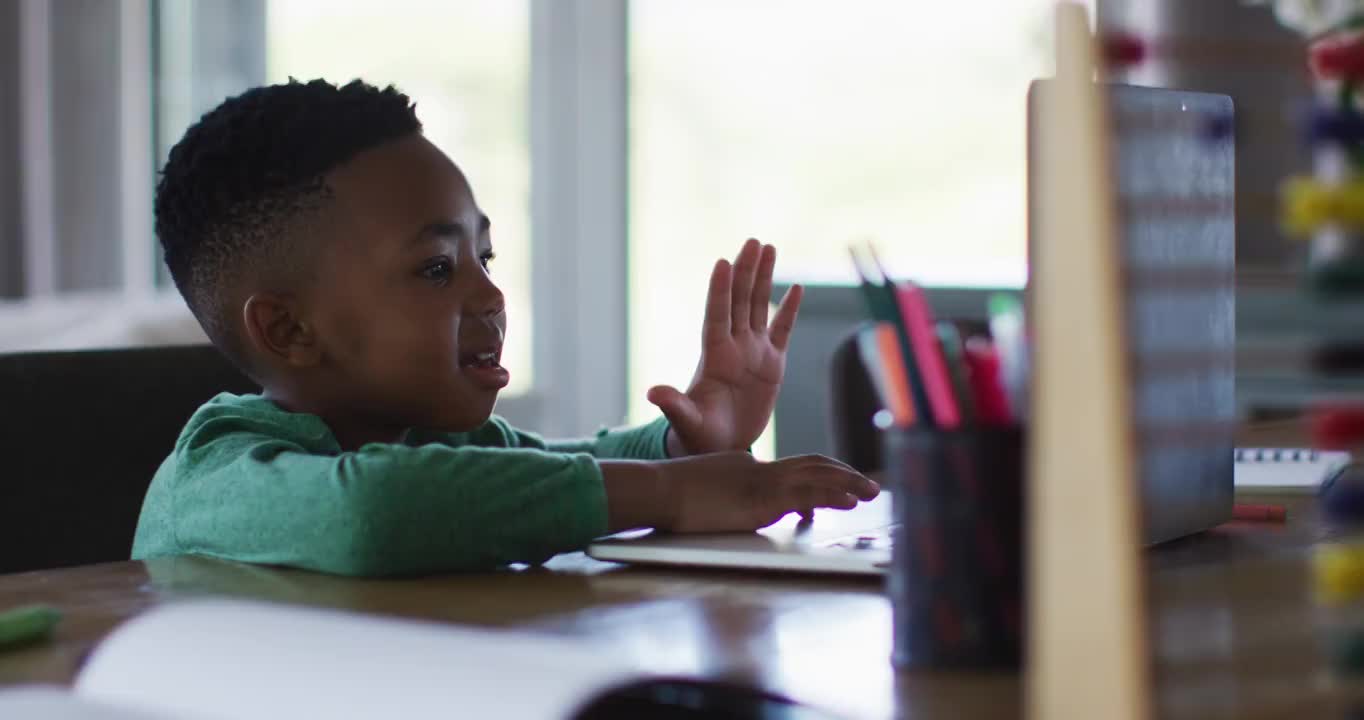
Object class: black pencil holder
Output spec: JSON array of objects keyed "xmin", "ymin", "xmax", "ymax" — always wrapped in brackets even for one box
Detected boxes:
[{"xmin": 884, "ymin": 426, "xmax": 1026, "ymax": 670}]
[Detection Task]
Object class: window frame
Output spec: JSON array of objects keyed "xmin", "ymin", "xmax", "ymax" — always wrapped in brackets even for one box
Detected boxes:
[
  {"xmin": 528, "ymin": 0, "xmax": 630, "ymax": 437},
  {"xmin": 4, "ymin": 0, "xmax": 630, "ymax": 436},
  {"xmin": 17, "ymin": 0, "xmax": 56, "ymax": 297}
]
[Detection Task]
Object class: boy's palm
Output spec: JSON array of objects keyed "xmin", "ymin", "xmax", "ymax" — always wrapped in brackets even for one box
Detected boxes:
[{"xmin": 648, "ymin": 240, "xmax": 804, "ymax": 455}]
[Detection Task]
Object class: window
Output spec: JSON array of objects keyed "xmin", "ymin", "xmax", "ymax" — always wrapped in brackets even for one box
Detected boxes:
[
  {"xmin": 265, "ymin": 0, "xmax": 533, "ymax": 393},
  {"xmin": 152, "ymin": 1, "xmax": 533, "ymax": 394},
  {"xmin": 627, "ymin": 0, "xmax": 1065, "ymax": 427},
  {"xmin": 7, "ymin": 0, "xmax": 1080, "ymax": 445},
  {"xmin": 148, "ymin": 1, "xmax": 634, "ymax": 433}
]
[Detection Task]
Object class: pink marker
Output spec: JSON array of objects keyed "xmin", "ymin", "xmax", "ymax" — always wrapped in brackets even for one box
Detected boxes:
[
  {"xmin": 892, "ymin": 281, "xmax": 962, "ymax": 429},
  {"xmin": 963, "ymin": 338, "xmax": 1013, "ymax": 425}
]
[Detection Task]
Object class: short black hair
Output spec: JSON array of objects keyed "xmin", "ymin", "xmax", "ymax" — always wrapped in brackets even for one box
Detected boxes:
[{"xmin": 155, "ymin": 78, "xmax": 422, "ymax": 370}]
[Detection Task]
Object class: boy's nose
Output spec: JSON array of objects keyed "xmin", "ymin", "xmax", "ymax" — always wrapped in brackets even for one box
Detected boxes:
[{"xmin": 470, "ymin": 283, "xmax": 505, "ymax": 320}]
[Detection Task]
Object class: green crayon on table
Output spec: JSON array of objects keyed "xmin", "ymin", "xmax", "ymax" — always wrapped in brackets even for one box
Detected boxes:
[{"xmin": 0, "ymin": 604, "xmax": 61, "ymax": 650}]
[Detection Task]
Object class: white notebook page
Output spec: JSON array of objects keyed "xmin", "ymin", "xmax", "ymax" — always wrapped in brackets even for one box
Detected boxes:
[
  {"xmin": 73, "ymin": 600, "xmax": 636, "ymax": 720},
  {"xmin": 1234, "ymin": 447, "xmax": 1352, "ymax": 489}
]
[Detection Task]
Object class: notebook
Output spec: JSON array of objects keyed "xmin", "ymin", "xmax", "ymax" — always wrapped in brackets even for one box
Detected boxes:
[
  {"xmin": 0, "ymin": 599, "xmax": 829, "ymax": 719},
  {"xmin": 1234, "ymin": 447, "xmax": 1352, "ymax": 492}
]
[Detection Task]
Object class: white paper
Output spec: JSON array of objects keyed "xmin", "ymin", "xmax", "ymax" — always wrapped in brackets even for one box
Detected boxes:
[
  {"xmin": 0, "ymin": 687, "xmax": 176, "ymax": 720},
  {"xmin": 1233, "ymin": 447, "xmax": 1352, "ymax": 489},
  {"xmin": 74, "ymin": 599, "xmax": 637, "ymax": 720}
]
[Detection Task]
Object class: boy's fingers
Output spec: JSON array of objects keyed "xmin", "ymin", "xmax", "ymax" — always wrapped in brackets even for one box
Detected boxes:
[
  {"xmin": 830, "ymin": 491, "xmax": 859, "ymax": 509},
  {"xmin": 784, "ymin": 453, "xmax": 860, "ymax": 473},
  {"xmin": 647, "ymin": 385, "xmax": 704, "ymax": 434},
  {"xmin": 769, "ymin": 284, "xmax": 804, "ymax": 351},
  {"xmin": 751, "ymin": 244, "xmax": 777, "ymax": 332},
  {"xmin": 783, "ymin": 486, "xmax": 858, "ymax": 514},
  {"xmin": 730, "ymin": 239, "xmax": 761, "ymax": 334},
  {"xmin": 785, "ymin": 485, "xmax": 819, "ymax": 515},
  {"xmin": 791, "ymin": 465, "xmax": 879, "ymax": 500},
  {"xmin": 809, "ymin": 488, "xmax": 858, "ymax": 510},
  {"xmin": 702, "ymin": 259, "xmax": 733, "ymax": 346}
]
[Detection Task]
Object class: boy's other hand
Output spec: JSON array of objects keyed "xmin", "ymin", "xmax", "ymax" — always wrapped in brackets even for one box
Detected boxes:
[
  {"xmin": 648, "ymin": 238, "xmax": 804, "ymax": 456},
  {"xmin": 601, "ymin": 453, "xmax": 880, "ymax": 533}
]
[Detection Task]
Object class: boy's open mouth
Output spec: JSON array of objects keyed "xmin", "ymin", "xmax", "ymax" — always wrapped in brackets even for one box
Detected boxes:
[{"xmin": 457, "ymin": 345, "xmax": 510, "ymax": 390}]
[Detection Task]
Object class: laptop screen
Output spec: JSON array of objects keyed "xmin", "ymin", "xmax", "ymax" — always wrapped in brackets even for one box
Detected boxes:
[{"xmin": 1028, "ymin": 81, "xmax": 1236, "ymax": 544}]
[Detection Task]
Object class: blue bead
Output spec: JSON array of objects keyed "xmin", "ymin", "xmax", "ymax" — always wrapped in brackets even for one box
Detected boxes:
[
  {"xmin": 1321, "ymin": 463, "xmax": 1364, "ymax": 524},
  {"xmin": 1306, "ymin": 106, "xmax": 1364, "ymax": 147},
  {"xmin": 1201, "ymin": 112, "xmax": 1235, "ymax": 142}
]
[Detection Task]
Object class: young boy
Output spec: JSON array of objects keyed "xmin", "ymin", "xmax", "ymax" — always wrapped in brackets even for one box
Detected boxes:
[{"xmin": 132, "ymin": 79, "xmax": 878, "ymax": 577}]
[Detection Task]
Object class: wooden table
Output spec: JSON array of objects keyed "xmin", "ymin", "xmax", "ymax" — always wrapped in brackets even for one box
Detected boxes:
[
  {"xmin": 0, "ymin": 420, "xmax": 1350, "ymax": 718},
  {"xmin": 0, "ymin": 496, "xmax": 1344, "ymax": 720}
]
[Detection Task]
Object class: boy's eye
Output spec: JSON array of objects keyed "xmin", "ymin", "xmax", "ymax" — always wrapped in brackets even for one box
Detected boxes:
[
  {"xmin": 480, "ymin": 251, "xmax": 496, "ymax": 271},
  {"xmin": 420, "ymin": 258, "xmax": 453, "ymax": 284}
]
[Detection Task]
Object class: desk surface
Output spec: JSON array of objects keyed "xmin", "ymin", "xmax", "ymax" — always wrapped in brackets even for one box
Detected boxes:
[{"xmin": 0, "ymin": 422, "xmax": 1348, "ymax": 719}]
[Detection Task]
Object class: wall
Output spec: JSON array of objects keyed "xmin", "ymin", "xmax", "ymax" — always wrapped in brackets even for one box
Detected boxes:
[{"xmin": 1099, "ymin": 0, "xmax": 1311, "ymax": 271}]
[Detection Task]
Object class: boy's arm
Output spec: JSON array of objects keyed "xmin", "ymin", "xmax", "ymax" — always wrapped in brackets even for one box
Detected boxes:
[
  {"xmin": 154, "ymin": 434, "xmax": 610, "ymax": 577},
  {"xmin": 144, "ymin": 427, "xmax": 878, "ymax": 577},
  {"xmin": 484, "ymin": 416, "xmax": 672, "ymax": 460}
]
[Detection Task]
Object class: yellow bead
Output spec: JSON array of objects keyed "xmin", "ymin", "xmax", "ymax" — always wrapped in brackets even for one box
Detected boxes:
[
  {"xmin": 1282, "ymin": 176, "xmax": 1330, "ymax": 238},
  {"xmin": 1314, "ymin": 543, "xmax": 1364, "ymax": 605},
  {"xmin": 1280, "ymin": 177, "xmax": 1364, "ymax": 238},
  {"xmin": 1341, "ymin": 185, "xmax": 1364, "ymax": 227}
]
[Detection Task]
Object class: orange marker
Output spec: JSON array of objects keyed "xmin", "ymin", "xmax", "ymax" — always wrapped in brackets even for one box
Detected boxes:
[{"xmin": 874, "ymin": 323, "xmax": 916, "ymax": 427}]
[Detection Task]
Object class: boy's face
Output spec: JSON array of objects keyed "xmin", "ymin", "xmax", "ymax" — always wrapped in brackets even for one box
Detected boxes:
[{"xmin": 300, "ymin": 134, "xmax": 507, "ymax": 433}]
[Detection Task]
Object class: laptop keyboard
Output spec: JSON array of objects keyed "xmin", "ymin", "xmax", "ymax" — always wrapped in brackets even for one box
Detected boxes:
[{"xmin": 818, "ymin": 525, "xmax": 896, "ymax": 552}]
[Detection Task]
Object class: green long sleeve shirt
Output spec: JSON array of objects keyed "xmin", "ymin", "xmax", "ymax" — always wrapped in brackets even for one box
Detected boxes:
[{"xmin": 131, "ymin": 393, "xmax": 670, "ymax": 577}]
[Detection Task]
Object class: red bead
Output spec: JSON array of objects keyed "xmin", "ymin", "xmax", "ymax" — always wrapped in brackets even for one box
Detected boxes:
[
  {"xmin": 1311, "ymin": 405, "xmax": 1364, "ymax": 450},
  {"xmin": 1310, "ymin": 30, "xmax": 1364, "ymax": 79},
  {"xmin": 1102, "ymin": 32, "xmax": 1146, "ymax": 67}
]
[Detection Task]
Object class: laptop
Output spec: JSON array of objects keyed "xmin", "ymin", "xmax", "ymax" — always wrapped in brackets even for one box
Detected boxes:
[
  {"xmin": 589, "ymin": 83, "xmax": 1237, "ymax": 575},
  {"xmin": 589, "ymin": 491, "xmax": 895, "ymax": 576}
]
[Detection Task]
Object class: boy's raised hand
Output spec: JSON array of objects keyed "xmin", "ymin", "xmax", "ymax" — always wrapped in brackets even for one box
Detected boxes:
[{"xmin": 648, "ymin": 239, "xmax": 804, "ymax": 456}]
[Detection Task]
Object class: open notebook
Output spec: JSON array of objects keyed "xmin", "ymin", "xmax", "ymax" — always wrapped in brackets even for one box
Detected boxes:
[
  {"xmin": 0, "ymin": 600, "xmax": 827, "ymax": 720},
  {"xmin": 1234, "ymin": 447, "xmax": 1352, "ymax": 492}
]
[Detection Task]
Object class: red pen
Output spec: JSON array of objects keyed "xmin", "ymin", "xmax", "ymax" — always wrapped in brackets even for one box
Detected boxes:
[
  {"xmin": 1232, "ymin": 503, "xmax": 1287, "ymax": 523},
  {"xmin": 963, "ymin": 337, "xmax": 1012, "ymax": 425}
]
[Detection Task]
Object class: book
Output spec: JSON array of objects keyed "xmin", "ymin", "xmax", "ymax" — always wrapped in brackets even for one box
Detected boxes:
[
  {"xmin": 1234, "ymin": 447, "xmax": 1352, "ymax": 492},
  {"xmin": 0, "ymin": 599, "xmax": 805, "ymax": 719}
]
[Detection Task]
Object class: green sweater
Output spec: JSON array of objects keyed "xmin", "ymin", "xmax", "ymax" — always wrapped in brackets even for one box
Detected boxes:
[{"xmin": 132, "ymin": 393, "xmax": 670, "ymax": 577}]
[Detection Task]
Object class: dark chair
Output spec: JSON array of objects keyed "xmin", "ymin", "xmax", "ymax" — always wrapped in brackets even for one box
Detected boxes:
[
  {"xmin": 828, "ymin": 319, "xmax": 991, "ymax": 475},
  {"xmin": 828, "ymin": 324, "xmax": 883, "ymax": 474},
  {"xmin": 1, "ymin": 345, "xmax": 256, "ymax": 575}
]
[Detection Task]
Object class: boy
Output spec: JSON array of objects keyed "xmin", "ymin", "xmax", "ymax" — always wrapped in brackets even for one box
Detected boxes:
[{"xmin": 132, "ymin": 79, "xmax": 877, "ymax": 576}]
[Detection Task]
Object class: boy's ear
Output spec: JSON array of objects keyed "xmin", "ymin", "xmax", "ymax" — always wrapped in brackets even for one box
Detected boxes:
[{"xmin": 241, "ymin": 293, "xmax": 322, "ymax": 368}]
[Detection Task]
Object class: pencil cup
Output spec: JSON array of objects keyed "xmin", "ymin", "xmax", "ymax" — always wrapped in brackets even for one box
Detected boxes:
[{"xmin": 883, "ymin": 426, "xmax": 1026, "ymax": 670}]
